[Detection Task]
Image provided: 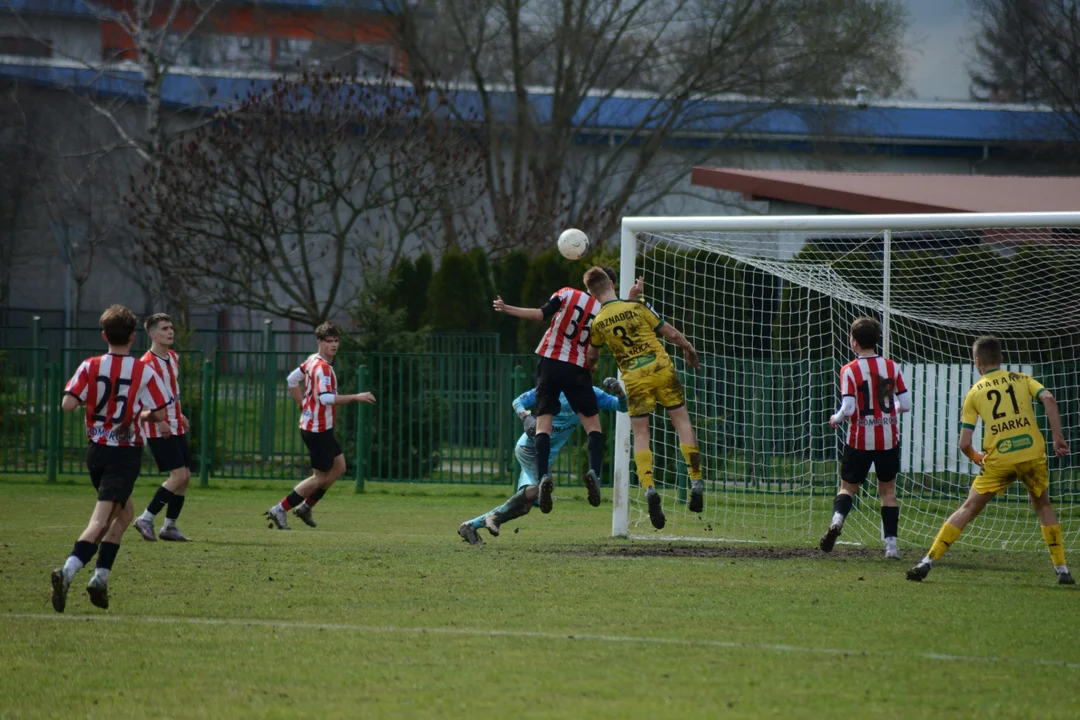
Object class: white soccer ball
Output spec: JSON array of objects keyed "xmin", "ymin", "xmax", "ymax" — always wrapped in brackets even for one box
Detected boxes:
[{"xmin": 557, "ymin": 228, "xmax": 590, "ymax": 260}]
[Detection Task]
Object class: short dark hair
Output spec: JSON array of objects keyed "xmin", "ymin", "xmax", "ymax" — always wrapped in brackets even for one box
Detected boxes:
[
  {"xmin": 100, "ymin": 305, "xmax": 138, "ymax": 346},
  {"xmin": 315, "ymin": 322, "xmax": 340, "ymax": 341},
  {"xmin": 602, "ymin": 266, "xmax": 618, "ymax": 286},
  {"xmin": 850, "ymin": 317, "xmax": 881, "ymax": 351},
  {"xmin": 583, "ymin": 266, "xmax": 613, "ymax": 295},
  {"xmin": 973, "ymin": 335, "xmax": 1003, "ymax": 366},
  {"xmin": 144, "ymin": 312, "xmax": 171, "ymax": 333}
]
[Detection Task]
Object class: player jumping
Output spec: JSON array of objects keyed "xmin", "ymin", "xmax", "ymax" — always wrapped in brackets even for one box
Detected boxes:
[
  {"xmin": 133, "ymin": 313, "xmax": 193, "ymax": 542},
  {"xmin": 821, "ymin": 317, "xmax": 911, "ymax": 558},
  {"xmin": 457, "ymin": 380, "xmax": 628, "ymax": 544},
  {"xmin": 584, "ymin": 267, "xmax": 703, "ymax": 530},
  {"xmin": 51, "ymin": 305, "xmax": 171, "ymax": 612},
  {"xmin": 907, "ymin": 335, "xmax": 1073, "ymax": 584},
  {"xmin": 265, "ymin": 322, "xmax": 375, "ymax": 530}
]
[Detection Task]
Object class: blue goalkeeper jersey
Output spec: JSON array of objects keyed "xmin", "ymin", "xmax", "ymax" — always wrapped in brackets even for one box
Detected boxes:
[{"xmin": 511, "ymin": 387, "xmax": 627, "ymax": 461}]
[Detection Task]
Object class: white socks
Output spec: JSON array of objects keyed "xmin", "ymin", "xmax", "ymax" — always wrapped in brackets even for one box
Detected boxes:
[
  {"xmin": 62, "ymin": 556, "xmax": 84, "ymax": 582},
  {"xmin": 93, "ymin": 568, "xmax": 110, "ymax": 583},
  {"xmin": 139, "ymin": 510, "xmax": 155, "ymax": 523},
  {"xmin": 162, "ymin": 518, "xmax": 176, "ymax": 530},
  {"xmin": 830, "ymin": 512, "xmax": 846, "ymax": 528},
  {"xmin": 920, "ymin": 555, "xmax": 933, "ymax": 565},
  {"xmin": 1055, "ymin": 564, "xmax": 1070, "ymax": 574}
]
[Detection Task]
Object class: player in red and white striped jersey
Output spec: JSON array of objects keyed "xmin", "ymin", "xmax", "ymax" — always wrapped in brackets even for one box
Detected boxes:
[
  {"xmin": 51, "ymin": 305, "xmax": 171, "ymax": 613},
  {"xmin": 133, "ymin": 313, "xmax": 194, "ymax": 543},
  {"xmin": 820, "ymin": 317, "xmax": 912, "ymax": 558},
  {"xmin": 493, "ymin": 267, "xmax": 641, "ymax": 513},
  {"xmin": 265, "ymin": 322, "xmax": 376, "ymax": 530}
]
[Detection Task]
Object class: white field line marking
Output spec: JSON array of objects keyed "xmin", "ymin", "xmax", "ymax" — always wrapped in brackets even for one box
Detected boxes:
[{"xmin": 6, "ymin": 613, "xmax": 1079, "ymax": 669}]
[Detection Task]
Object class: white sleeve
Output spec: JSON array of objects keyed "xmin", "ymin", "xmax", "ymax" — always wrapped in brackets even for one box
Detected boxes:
[
  {"xmin": 831, "ymin": 395, "xmax": 856, "ymax": 424},
  {"xmin": 896, "ymin": 390, "xmax": 912, "ymax": 414},
  {"xmin": 287, "ymin": 367, "xmax": 304, "ymax": 388}
]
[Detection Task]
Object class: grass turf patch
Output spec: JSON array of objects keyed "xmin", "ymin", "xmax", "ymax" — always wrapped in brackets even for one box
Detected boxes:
[{"xmin": 1, "ymin": 479, "xmax": 1078, "ymax": 719}]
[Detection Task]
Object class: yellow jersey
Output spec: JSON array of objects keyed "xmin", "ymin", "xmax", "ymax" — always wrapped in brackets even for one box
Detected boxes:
[
  {"xmin": 589, "ymin": 299, "xmax": 669, "ymax": 372},
  {"xmin": 961, "ymin": 369, "xmax": 1048, "ymax": 466}
]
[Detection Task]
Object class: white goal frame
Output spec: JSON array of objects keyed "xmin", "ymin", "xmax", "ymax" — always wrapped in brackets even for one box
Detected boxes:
[{"xmin": 613, "ymin": 211, "xmax": 1080, "ymax": 538}]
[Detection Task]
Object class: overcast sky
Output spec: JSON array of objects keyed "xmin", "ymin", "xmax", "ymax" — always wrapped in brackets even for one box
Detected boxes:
[{"xmin": 903, "ymin": 0, "xmax": 972, "ymax": 101}]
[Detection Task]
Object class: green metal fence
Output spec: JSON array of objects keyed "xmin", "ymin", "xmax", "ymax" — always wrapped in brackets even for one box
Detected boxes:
[{"xmin": 4, "ymin": 345, "xmax": 1078, "ymax": 496}]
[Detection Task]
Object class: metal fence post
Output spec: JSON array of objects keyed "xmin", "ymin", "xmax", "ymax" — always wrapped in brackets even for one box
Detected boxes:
[
  {"xmin": 355, "ymin": 364, "xmax": 371, "ymax": 492},
  {"xmin": 46, "ymin": 362, "xmax": 59, "ymax": 483},
  {"xmin": 31, "ymin": 316, "xmax": 42, "ymax": 451},
  {"xmin": 260, "ymin": 319, "xmax": 274, "ymax": 461},
  {"xmin": 199, "ymin": 359, "xmax": 214, "ymax": 487}
]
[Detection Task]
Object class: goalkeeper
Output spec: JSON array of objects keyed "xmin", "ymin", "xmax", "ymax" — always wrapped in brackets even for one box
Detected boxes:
[
  {"xmin": 907, "ymin": 335, "xmax": 1073, "ymax": 585},
  {"xmin": 457, "ymin": 380, "xmax": 628, "ymax": 545},
  {"xmin": 583, "ymin": 267, "xmax": 703, "ymax": 530}
]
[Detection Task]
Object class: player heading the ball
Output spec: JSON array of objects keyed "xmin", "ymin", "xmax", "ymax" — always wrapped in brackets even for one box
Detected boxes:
[
  {"xmin": 908, "ymin": 335, "xmax": 1073, "ymax": 585},
  {"xmin": 821, "ymin": 317, "xmax": 911, "ymax": 558},
  {"xmin": 584, "ymin": 266, "xmax": 703, "ymax": 530}
]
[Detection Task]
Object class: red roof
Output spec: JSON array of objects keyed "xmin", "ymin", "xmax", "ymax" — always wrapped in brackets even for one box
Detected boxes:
[{"xmin": 691, "ymin": 168, "xmax": 1080, "ymax": 214}]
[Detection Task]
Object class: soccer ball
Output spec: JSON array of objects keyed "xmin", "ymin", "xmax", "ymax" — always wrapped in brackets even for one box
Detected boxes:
[{"xmin": 557, "ymin": 228, "xmax": 590, "ymax": 260}]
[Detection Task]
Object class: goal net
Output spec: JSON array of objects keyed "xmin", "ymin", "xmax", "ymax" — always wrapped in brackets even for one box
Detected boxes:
[{"xmin": 611, "ymin": 212, "xmax": 1080, "ymax": 553}]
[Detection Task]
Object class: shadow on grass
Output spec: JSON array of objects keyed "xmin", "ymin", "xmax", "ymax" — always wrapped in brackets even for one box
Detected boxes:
[{"xmin": 566, "ymin": 545, "xmax": 880, "ymax": 560}]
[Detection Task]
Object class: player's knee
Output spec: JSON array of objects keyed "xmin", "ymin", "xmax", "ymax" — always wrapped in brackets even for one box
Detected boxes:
[
  {"xmin": 524, "ymin": 485, "xmax": 540, "ymax": 503},
  {"xmin": 333, "ymin": 455, "xmax": 346, "ymax": 479}
]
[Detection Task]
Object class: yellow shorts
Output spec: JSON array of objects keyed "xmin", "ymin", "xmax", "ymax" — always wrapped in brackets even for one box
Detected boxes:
[
  {"xmin": 972, "ymin": 457, "xmax": 1049, "ymax": 498},
  {"xmin": 622, "ymin": 356, "xmax": 685, "ymax": 417}
]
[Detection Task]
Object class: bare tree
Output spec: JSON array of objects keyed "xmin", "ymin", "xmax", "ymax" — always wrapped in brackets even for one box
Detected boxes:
[
  {"xmin": 128, "ymin": 69, "xmax": 486, "ymax": 327},
  {"xmin": 967, "ymin": 0, "xmax": 1080, "ymax": 139},
  {"xmin": 385, "ymin": 0, "xmax": 909, "ymax": 249}
]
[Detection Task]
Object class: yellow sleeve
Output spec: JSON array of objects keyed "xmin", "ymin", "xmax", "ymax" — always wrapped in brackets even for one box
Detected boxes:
[
  {"xmin": 639, "ymin": 301, "xmax": 663, "ymax": 331},
  {"xmin": 1026, "ymin": 375, "xmax": 1047, "ymax": 400},
  {"xmin": 960, "ymin": 387, "xmax": 979, "ymax": 429}
]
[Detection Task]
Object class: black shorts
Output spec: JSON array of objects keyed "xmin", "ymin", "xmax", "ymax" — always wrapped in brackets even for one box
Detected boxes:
[
  {"xmin": 840, "ymin": 446, "xmax": 901, "ymax": 485},
  {"xmin": 148, "ymin": 435, "xmax": 192, "ymax": 473},
  {"xmin": 534, "ymin": 357, "xmax": 598, "ymax": 418},
  {"xmin": 86, "ymin": 443, "xmax": 143, "ymax": 505},
  {"xmin": 301, "ymin": 429, "xmax": 342, "ymax": 472}
]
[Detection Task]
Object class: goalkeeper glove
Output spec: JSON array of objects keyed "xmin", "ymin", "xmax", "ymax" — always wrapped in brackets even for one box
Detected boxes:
[
  {"xmin": 520, "ymin": 413, "xmax": 537, "ymax": 438},
  {"xmin": 602, "ymin": 377, "xmax": 625, "ymax": 399}
]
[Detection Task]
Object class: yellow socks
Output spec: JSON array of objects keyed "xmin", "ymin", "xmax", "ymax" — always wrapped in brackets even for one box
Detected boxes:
[
  {"xmin": 679, "ymin": 443, "xmax": 702, "ymax": 482},
  {"xmin": 634, "ymin": 449, "xmax": 654, "ymax": 490},
  {"xmin": 1042, "ymin": 524, "xmax": 1066, "ymax": 567},
  {"xmin": 928, "ymin": 522, "xmax": 962, "ymax": 561}
]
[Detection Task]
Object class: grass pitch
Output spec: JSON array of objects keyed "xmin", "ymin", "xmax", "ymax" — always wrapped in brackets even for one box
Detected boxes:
[{"xmin": 1, "ymin": 477, "xmax": 1079, "ymax": 719}]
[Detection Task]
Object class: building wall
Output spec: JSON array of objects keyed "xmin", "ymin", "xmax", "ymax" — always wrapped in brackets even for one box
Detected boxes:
[{"xmin": 0, "ymin": 13, "xmax": 101, "ymax": 62}]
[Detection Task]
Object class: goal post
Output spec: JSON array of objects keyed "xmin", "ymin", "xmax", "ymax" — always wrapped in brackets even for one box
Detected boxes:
[{"xmin": 612, "ymin": 211, "xmax": 1080, "ymax": 551}]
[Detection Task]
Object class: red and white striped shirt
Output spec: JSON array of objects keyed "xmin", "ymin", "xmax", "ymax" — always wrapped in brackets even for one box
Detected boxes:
[
  {"xmin": 65, "ymin": 354, "xmax": 171, "ymax": 447},
  {"xmin": 298, "ymin": 354, "xmax": 337, "ymax": 432},
  {"xmin": 139, "ymin": 349, "xmax": 184, "ymax": 438},
  {"xmin": 839, "ymin": 355, "xmax": 908, "ymax": 451},
  {"xmin": 535, "ymin": 288, "xmax": 599, "ymax": 367}
]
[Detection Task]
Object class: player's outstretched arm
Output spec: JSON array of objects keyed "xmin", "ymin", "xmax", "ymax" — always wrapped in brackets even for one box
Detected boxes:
[
  {"xmin": 1039, "ymin": 391, "xmax": 1070, "ymax": 457},
  {"xmin": 628, "ymin": 276, "xmax": 644, "ymax": 300},
  {"xmin": 599, "ymin": 378, "xmax": 628, "ymax": 413},
  {"xmin": 658, "ymin": 323, "xmax": 700, "ymax": 370},
  {"xmin": 493, "ymin": 295, "xmax": 544, "ymax": 322},
  {"xmin": 333, "ymin": 392, "xmax": 377, "ymax": 405},
  {"xmin": 512, "ymin": 389, "xmax": 538, "ymax": 437}
]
